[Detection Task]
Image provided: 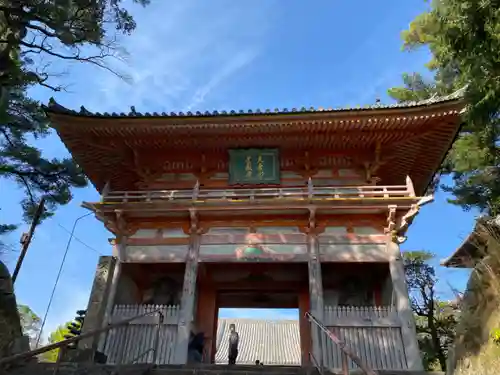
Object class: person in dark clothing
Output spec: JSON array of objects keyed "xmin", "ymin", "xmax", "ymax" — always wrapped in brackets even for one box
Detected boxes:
[
  {"xmin": 187, "ymin": 323, "xmax": 204, "ymax": 363},
  {"xmin": 228, "ymin": 323, "xmax": 239, "ymax": 365}
]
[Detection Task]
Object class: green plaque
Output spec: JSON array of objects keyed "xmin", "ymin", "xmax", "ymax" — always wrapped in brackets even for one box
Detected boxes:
[{"xmin": 228, "ymin": 148, "xmax": 280, "ymax": 185}]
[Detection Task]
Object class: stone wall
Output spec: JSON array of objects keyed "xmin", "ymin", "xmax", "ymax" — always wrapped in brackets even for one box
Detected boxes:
[
  {"xmin": 447, "ymin": 226, "xmax": 500, "ymax": 374},
  {"xmin": 78, "ymin": 256, "xmax": 117, "ymax": 352},
  {"xmin": 0, "ymin": 260, "xmax": 29, "ymax": 358}
]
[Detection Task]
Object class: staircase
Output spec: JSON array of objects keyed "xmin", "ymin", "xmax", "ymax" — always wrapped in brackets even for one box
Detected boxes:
[
  {"xmin": 2, "ymin": 311, "xmax": 442, "ymax": 375},
  {"xmin": 7, "ymin": 363, "xmax": 444, "ymax": 375}
]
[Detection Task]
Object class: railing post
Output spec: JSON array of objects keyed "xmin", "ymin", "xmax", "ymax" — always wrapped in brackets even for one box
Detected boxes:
[
  {"xmin": 308, "ymin": 178, "xmax": 314, "ymax": 199},
  {"xmin": 406, "ymin": 175, "xmax": 416, "ymax": 197},
  {"xmin": 53, "ymin": 344, "xmax": 67, "ymax": 375},
  {"xmin": 101, "ymin": 181, "xmax": 110, "ymax": 203},
  {"xmin": 192, "ymin": 180, "xmax": 200, "ymax": 201}
]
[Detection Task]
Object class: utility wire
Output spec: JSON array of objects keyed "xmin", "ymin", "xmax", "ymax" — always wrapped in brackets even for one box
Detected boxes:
[
  {"xmin": 35, "ymin": 213, "xmax": 93, "ymax": 347},
  {"xmin": 55, "ymin": 222, "xmax": 104, "ymax": 256}
]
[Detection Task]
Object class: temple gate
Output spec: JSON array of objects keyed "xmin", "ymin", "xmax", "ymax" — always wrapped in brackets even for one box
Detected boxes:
[{"xmin": 46, "ymin": 90, "xmax": 464, "ymax": 372}]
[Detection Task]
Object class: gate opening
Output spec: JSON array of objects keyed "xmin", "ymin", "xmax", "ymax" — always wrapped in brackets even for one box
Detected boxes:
[{"xmin": 214, "ymin": 308, "xmax": 301, "ymax": 365}]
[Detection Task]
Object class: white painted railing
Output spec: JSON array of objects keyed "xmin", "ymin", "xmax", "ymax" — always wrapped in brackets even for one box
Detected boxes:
[
  {"xmin": 103, "ymin": 304, "xmax": 180, "ymax": 365},
  {"xmin": 320, "ymin": 306, "xmax": 407, "ymax": 371},
  {"xmin": 103, "ymin": 184, "xmax": 413, "ymax": 204}
]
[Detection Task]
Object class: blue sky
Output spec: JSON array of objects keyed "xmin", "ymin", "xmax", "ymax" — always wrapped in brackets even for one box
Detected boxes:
[{"xmin": 2, "ymin": 0, "xmax": 476, "ymax": 338}]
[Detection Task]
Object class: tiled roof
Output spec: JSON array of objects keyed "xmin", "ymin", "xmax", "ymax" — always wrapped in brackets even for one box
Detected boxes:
[
  {"xmin": 214, "ymin": 318, "xmax": 301, "ymax": 366},
  {"xmin": 44, "ymin": 87, "xmax": 465, "ymax": 119},
  {"xmin": 441, "ymin": 215, "xmax": 500, "ymax": 268}
]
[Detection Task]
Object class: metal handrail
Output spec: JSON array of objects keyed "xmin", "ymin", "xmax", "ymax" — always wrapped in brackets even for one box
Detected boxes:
[
  {"xmin": 111, "ymin": 310, "xmax": 164, "ymax": 374},
  {"xmin": 0, "ymin": 308, "xmax": 164, "ymax": 368},
  {"xmin": 305, "ymin": 312, "xmax": 378, "ymax": 375},
  {"xmin": 308, "ymin": 351, "xmax": 324, "ymax": 375},
  {"xmin": 129, "ymin": 348, "xmax": 155, "ymax": 364}
]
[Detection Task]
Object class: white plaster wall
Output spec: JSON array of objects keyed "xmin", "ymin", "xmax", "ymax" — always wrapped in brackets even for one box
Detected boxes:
[
  {"xmin": 319, "ymin": 243, "xmax": 389, "ymax": 262},
  {"xmin": 125, "ymin": 245, "xmax": 189, "ymax": 262}
]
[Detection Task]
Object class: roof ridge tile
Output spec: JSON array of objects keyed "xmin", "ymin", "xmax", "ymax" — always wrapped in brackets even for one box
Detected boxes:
[{"xmin": 43, "ymin": 87, "xmax": 465, "ymax": 119}]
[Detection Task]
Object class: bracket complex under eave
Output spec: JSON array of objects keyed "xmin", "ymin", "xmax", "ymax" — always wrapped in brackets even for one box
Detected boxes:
[{"xmin": 389, "ymin": 195, "xmax": 434, "ymax": 244}]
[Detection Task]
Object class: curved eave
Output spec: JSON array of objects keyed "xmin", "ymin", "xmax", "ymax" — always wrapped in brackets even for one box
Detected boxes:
[
  {"xmin": 46, "ymin": 94, "xmax": 465, "ymax": 194},
  {"xmin": 43, "ymin": 87, "xmax": 465, "ymax": 122},
  {"xmin": 441, "ymin": 232, "xmax": 479, "ymax": 268},
  {"xmin": 45, "ymin": 97, "xmax": 465, "ymax": 132},
  {"xmin": 442, "ymin": 216, "xmax": 500, "ymax": 268}
]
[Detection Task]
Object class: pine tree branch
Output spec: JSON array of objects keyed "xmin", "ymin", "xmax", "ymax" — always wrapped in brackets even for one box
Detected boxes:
[{"xmin": 0, "ymin": 129, "xmax": 36, "ymax": 205}]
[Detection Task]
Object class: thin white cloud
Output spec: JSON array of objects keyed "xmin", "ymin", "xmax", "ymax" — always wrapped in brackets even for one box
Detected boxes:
[
  {"xmin": 84, "ymin": 0, "xmax": 276, "ymax": 113},
  {"xmin": 185, "ymin": 49, "xmax": 258, "ymax": 111}
]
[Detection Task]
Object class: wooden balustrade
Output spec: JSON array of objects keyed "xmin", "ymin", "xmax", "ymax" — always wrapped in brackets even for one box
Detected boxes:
[
  {"xmin": 104, "ymin": 304, "xmax": 180, "ymax": 365},
  {"xmin": 102, "ymin": 183, "xmax": 413, "ymax": 204},
  {"xmin": 320, "ymin": 306, "xmax": 407, "ymax": 371}
]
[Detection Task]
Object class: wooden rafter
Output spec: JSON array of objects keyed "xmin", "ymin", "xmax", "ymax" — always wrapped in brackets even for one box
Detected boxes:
[{"xmin": 51, "ymin": 105, "xmax": 463, "ymax": 195}]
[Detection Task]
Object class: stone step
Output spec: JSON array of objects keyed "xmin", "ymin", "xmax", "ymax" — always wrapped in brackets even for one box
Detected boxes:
[
  {"xmin": 7, "ymin": 363, "xmax": 307, "ymax": 375},
  {"xmin": 6, "ymin": 363, "xmax": 445, "ymax": 375}
]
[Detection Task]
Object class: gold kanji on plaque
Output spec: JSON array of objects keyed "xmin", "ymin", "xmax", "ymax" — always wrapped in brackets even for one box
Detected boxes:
[
  {"xmin": 245, "ymin": 155, "xmax": 253, "ymax": 178},
  {"xmin": 257, "ymin": 155, "xmax": 264, "ymax": 179}
]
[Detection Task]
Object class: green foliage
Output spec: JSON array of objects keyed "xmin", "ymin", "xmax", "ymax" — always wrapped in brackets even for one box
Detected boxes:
[
  {"xmin": 0, "ymin": 0, "xmax": 150, "ymax": 233},
  {"xmin": 491, "ymin": 328, "xmax": 500, "ymax": 344},
  {"xmin": 403, "ymin": 250, "xmax": 458, "ymax": 371},
  {"xmin": 0, "ymin": 218, "xmax": 16, "ymax": 253},
  {"xmin": 1, "ymin": 88, "xmax": 88, "ymax": 224},
  {"xmin": 40, "ymin": 310, "xmax": 85, "ymax": 362},
  {"xmin": 388, "ymin": 0, "xmax": 500, "ymax": 216},
  {"xmin": 41, "ymin": 323, "xmax": 71, "ymax": 362},
  {"xmin": 0, "ymin": 0, "xmax": 151, "ymax": 89}
]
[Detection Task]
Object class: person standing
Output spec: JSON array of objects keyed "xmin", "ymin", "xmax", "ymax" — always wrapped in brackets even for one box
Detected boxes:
[
  {"xmin": 228, "ymin": 323, "xmax": 239, "ymax": 365},
  {"xmin": 187, "ymin": 322, "xmax": 205, "ymax": 363}
]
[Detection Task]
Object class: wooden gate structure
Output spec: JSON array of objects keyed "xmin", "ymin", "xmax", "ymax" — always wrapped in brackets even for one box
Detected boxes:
[{"xmin": 45, "ymin": 89, "xmax": 465, "ymax": 371}]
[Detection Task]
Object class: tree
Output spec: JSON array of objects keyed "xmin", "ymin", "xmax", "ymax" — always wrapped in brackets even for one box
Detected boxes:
[
  {"xmin": 403, "ymin": 251, "xmax": 458, "ymax": 371},
  {"xmin": 0, "ymin": 0, "xmax": 151, "ymax": 90},
  {"xmin": 17, "ymin": 304, "xmax": 41, "ymax": 349},
  {"xmin": 0, "ymin": 0, "xmax": 150, "ymax": 362},
  {"xmin": 0, "ymin": 0, "xmax": 151, "ymax": 229},
  {"xmin": 388, "ymin": 0, "xmax": 500, "ymax": 215},
  {"xmin": 0, "ymin": 218, "xmax": 16, "ymax": 253}
]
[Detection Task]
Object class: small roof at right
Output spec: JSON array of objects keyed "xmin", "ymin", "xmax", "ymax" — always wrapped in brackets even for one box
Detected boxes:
[{"xmin": 442, "ymin": 216, "xmax": 500, "ymax": 268}]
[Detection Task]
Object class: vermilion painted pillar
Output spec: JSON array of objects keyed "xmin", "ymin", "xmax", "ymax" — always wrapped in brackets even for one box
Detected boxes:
[
  {"xmin": 195, "ymin": 282, "xmax": 217, "ymax": 363},
  {"xmin": 298, "ymin": 288, "xmax": 311, "ymax": 365}
]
